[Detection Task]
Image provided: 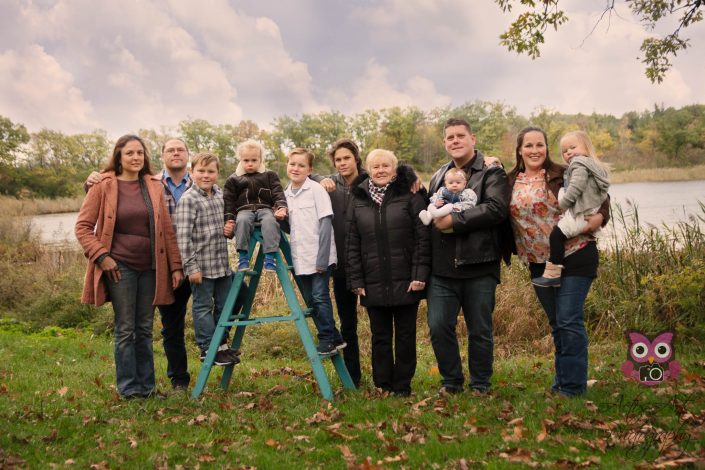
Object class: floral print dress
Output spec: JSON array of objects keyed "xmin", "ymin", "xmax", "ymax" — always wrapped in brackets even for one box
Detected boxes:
[{"xmin": 510, "ymin": 170, "xmax": 590, "ymax": 264}]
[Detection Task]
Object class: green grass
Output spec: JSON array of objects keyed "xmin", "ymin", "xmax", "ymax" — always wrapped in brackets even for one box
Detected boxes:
[{"xmin": 1, "ymin": 329, "xmax": 704, "ymax": 469}]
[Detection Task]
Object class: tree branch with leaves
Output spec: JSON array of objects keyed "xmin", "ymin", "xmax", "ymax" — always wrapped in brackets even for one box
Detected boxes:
[{"xmin": 495, "ymin": 0, "xmax": 704, "ymax": 83}]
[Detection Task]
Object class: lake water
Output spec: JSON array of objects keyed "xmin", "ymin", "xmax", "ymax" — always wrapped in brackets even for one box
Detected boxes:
[{"xmin": 30, "ymin": 180, "xmax": 705, "ymax": 244}]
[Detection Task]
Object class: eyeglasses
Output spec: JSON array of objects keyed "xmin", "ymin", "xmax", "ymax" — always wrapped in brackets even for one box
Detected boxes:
[{"xmin": 164, "ymin": 147, "xmax": 187, "ymax": 154}]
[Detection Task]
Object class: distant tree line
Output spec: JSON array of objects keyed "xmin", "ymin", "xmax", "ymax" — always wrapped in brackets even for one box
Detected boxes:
[{"xmin": 1, "ymin": 102, "xmax": 704, "ymax": 198}]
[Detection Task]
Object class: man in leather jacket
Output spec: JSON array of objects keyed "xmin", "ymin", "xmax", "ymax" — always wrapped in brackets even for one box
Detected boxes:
[{"xmin": 426, "ymin": 118, "xmax": 510, "ymax": 395}]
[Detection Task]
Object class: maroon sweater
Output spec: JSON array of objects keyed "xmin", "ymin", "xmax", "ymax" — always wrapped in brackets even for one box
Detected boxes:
[{"xmin": 111, "ymin": 180, "xmax": 152, "ymax": 271}]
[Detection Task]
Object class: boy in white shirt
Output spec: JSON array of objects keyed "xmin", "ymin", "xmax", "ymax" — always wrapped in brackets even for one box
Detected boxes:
[{"xmin": 285, "ymin": 148, "xmax": 345, "ymax": 357}]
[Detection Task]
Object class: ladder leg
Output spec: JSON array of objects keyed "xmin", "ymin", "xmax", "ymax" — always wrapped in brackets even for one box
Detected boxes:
[
  {"xmin": 276, "ymin": 251, "xmax": 334, "ymax": 401},
  {"xmin": 331, "ymin": 354, "xmax": 356, "ymax": 390},
  {"xmin": 281, "ymin": 233, "xmax": 356, "ymax": 392},
  {"xmin": 220, "ymin": 242, "xmax": 263, "ymax": 390},
  {"xmin": 219, "ymin": 271, "xmax": 252, "ymax": 390}
]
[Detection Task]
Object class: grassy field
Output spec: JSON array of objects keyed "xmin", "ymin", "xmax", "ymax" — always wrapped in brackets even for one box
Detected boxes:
[{"xmin": 1, "ymin": 327, "xmax": 704, "ymax": 469}]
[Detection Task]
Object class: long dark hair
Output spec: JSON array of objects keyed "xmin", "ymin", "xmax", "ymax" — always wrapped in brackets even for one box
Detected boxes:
[
  {"xmin": 507, "ymin": 126, "xmax": 560, "ymax": 183},
  {"xmin": 104, "ymin": 134, "xmax": 152, "ymax": 176}
]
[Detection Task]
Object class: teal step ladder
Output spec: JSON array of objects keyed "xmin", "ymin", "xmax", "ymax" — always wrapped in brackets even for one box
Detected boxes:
[{"xmin": 191, "ymin": 227, "xmax": 356, "ymax": 401}]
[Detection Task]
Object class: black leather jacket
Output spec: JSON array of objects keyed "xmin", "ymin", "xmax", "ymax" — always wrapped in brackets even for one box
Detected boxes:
[
  {"xmin": 223, "ymin": 170, "xmax": 287, "ymax": 220},
  {"xmin": 428, "ymin": 151, "xmax": 510, "ymax": 273}
]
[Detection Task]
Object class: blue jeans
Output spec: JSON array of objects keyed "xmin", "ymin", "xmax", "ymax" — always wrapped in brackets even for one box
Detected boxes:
[
  {"xmin": 297, "ymin": 269, "xmax": 342, "ymax": 345},
  {"xmin": 533, "ymin": 276, "xmax": 593, "ymax": 396},
  {"xmin": 106, "ymin": 262, "xmax": 156, "ymax": 397},
  {"xmin": 191, "ymin": 275, "xmax": 232, "ymax": 352},
  {"xmin": 333, "ymin": 276, "xmax": 360, "ymax": 387},
  {"xmin": 427, "ymin": 274, "xmax": 497, "ymax": 391},
  {"xmin": 235, "ymin": 209, "xmax": 280, "ymax": 254},
  {"xmin": 157, "ymin": 280, "xmax": 191, "ymax": 388}
]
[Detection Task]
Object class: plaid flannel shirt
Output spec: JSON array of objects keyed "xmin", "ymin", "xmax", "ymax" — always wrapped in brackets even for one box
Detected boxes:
[{"xmin": 175, "ymin": 184, "xmax": 231, "ymax": 278}]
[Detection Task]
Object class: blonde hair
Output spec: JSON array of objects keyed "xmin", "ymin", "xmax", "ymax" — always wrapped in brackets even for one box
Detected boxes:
[
  {"xmin": 236, "ymin": 139, "xmax": 265, "ymax": 161},
  {"xmin": 287, "ymin": 147, "xmax": 315, "ymax": 167},
  {"xmin": 444, "ymin": 167, "xmax": 468, "ymax": 184},
  {"xmin": 191, "ymin": 152, "xmax": 220, "ymax": 171},
  {"xmin": 561, "ymin": 130, "xmax": 597, "ymax": 159},
  {"xmin": 365, "ymin": 149, "xmax": 398, "ymax": 171},
  {"xmin": 560, "ymin": 130, "xmax": 610, "ymax": 173}
]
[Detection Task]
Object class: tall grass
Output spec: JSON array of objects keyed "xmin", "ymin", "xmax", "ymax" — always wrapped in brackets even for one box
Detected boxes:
[
  {"xmin": 0, "ymin": 195, "xmax": 84, "ymax": 216},
  {"xmin": 589, "ymin": 201, "xmax": 705, "ymax": 337},
  {"xmin": 610, "ymin": 164, "xmax": 705, "ymax": 184}
]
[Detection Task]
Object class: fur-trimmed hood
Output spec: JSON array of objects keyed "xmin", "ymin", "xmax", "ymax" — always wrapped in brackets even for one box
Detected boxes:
[{"xmin": 234, "ymin": 160, "xmax": 266, "ymax": 176}]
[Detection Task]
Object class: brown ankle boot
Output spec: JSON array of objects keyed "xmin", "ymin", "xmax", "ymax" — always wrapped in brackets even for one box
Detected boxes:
[{"xmin": 531, "ymin": 262, "xmax": 564, "ymax": 287}]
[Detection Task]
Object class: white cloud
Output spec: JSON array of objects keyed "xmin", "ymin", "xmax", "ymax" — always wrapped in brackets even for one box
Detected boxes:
[
  {"xmin": 340, "ymin": 60, "xmax": 450, "ymax": 114},
  {"xmin": 0, "ymin": 0, "xmax": 323, "ymax": 135},
  {"xmin": 0, "ymin": 45, "xmax": 96, "ymax": 132}
]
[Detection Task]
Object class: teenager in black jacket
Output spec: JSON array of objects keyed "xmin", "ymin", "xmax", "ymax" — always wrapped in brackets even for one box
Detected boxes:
[{"xmin": 346, "ymin": 149, "xmax": 431, "ymax": 396}]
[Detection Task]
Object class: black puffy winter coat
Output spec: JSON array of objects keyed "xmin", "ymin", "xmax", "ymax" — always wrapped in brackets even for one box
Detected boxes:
[{"xmin": 346, "ymin": 165, "xmax": 431, "ymax": 307}]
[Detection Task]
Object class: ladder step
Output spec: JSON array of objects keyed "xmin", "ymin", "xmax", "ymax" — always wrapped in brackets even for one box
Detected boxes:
[{"xmin": 221, "ymin": 315, "xmax": 298, "ymax": 327}]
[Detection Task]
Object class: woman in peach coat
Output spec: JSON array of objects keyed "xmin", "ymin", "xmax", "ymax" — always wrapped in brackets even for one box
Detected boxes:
[{"xmin": 76, "ymin": 135, "xmax": 183, "ymax": 399}]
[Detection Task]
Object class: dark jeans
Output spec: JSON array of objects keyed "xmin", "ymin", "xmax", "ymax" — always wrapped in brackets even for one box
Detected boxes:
[
  {"xmin": 297, "ymin": 269, "xmax": 342, "ymax": 345},
  {"xmin": 533, "ymin": 276, "xmax": 593, "ymax": 396},
  {"xmin": 427, "ymin": 274, "xmax": 497, "ymax": 391},
  {"xmin": 333, "ymin": 276, "xmax": 360, "ymax": 387},
  {"xmin": 106, "ymin": 262, "xmax": 156, "ymax": 397},
  {"xmin": 157, "ymin": 280, "xmax": 191, "ymax": 388},
  {"xmin": 367, "ymin": 303, "xmax": 418, "ymax": 395}
]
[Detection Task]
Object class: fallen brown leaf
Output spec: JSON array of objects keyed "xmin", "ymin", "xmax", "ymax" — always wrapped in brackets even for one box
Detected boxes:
[
  {"xmin": 497, "ymin": 448, "xmax": 538, "ymax": 467},
  {"xmin": 265, "ymin": 438, "xmax": 278, "ymax": 447}
]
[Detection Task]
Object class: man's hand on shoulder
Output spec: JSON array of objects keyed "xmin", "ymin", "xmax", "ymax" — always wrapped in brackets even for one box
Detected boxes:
[
  {"xmin": 85, "ymin": 171, "xmax": 102, "ymax": 188},
  {"xmin": 483, "ymin": 156, "xmax": 503, "ymax": 169},
  {"xmin": 319, "ymin": 177, "xmax": 336, "ymax": 192}
]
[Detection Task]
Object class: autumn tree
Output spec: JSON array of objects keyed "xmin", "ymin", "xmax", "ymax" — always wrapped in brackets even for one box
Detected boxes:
[
  {"xmin": 0, "ymin": 116, "xmax": 30, "ymax": 167},
  {"xmin": 495, "ymin": 0, "xmax": 704, "ymax": 82}
]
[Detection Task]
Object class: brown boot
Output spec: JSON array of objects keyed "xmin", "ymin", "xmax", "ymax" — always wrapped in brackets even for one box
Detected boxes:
[{"xmin": 531, "ymin": 261, "xmax": 564, "ymax": 287}]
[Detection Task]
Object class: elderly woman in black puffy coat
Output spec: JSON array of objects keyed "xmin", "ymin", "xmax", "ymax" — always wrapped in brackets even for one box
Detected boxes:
[{"xmin": 346, "ymin": 149, "xmax": 431, "ymax": 396}]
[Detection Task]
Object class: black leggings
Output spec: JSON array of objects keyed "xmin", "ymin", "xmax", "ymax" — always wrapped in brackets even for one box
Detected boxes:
[{"xmin": 549, "ymin": 225, "xmax": 568, "ymax": 265}]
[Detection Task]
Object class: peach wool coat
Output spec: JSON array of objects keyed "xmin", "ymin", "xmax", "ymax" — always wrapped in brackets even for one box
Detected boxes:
[{"xmin": 75, "ymin": 171, "xmax": 182, "ymax": 307}]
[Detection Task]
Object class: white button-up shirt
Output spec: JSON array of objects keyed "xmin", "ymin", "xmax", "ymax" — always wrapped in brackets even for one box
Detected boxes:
[{"xmin": 285, "ymin": 178, "xmax": 337, "ymax": 275}]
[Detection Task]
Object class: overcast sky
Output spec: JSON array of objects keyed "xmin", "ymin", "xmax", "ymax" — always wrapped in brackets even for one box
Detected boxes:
[{"xmin": 1, "ymin": 0, "xmax": 703, "ymax": 136}]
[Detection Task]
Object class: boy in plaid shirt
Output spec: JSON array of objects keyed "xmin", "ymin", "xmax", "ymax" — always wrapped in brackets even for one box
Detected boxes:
[{"xmin": 175, "ymin": 152, "xmax": 239, "ymax": 366}]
